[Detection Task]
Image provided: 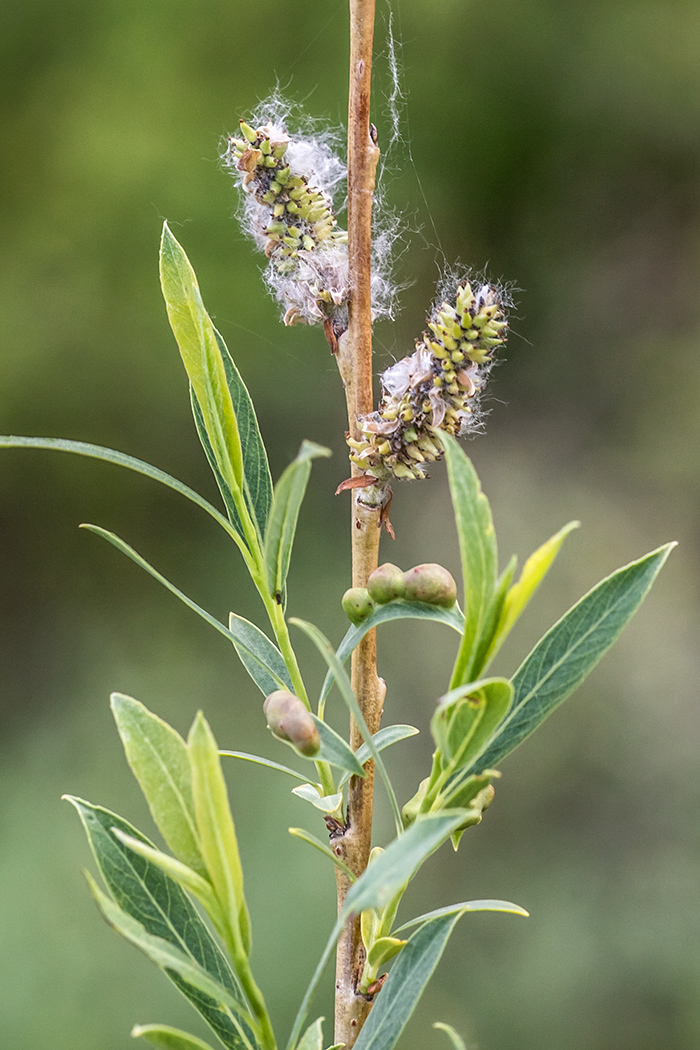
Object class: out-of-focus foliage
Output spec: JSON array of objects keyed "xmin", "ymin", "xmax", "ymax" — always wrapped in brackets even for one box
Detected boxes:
[{"xmin": 0, "ymin": 1, "xmax": 697, "ymax": 1049}]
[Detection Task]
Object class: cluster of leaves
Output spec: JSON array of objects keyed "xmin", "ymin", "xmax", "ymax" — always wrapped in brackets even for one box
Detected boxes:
[{"xmin": 0, "ymin": 224, "xmax": 672, "ymax": 1050}]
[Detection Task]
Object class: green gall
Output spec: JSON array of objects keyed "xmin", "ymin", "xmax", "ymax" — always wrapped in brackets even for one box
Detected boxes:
[
  {"xmin": 263, "ymin": 690, "xmax": 320, "ymax": 757},
  {"xmin": 403, "ymin": 563, "xmax": 458, "ymax": 607},
  {"xmin": 342, "ymin": 587, "xmax": 375, "ymax": 625},
  {"xmin": 367, "ymin": 563, "xmax": 406, "ymax": 604}
]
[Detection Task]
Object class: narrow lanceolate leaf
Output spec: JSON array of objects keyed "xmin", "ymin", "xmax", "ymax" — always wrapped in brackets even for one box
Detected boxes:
[
  {"xmin": 192, "ymin": 327, "xmax": 272, "ymax": 544},
  {"xmin": 432, "ymin": 1023, "xmax": 467, "ymax": 1050},
  {"xmin": 220, "ymin": 751, "xmax": 309, "ymax": 783},
  {"xmin": 228, "ymin": 612, "xmax": 293, "ymax": 696},
  {"xmin": 469, "ymin": 553, "xmax": 517, "ymax": 680},
  {"xmin": 351, "ymin": 914, "xmax": 464, "ymax": 1050},
  {"xmin": 394, "ymin": 899, "xmax": 529, "ymax": 933},
  {"xmin": 87, "ymin": 875, "xmax": 244, "ymax": 1016},
  {"xmin": 288, "ymin": 828, "xmax": 355, "ymax": 882},
  {"xmin": 111, "ymin": 693, "xmax": 204, "ymax": 876},
  {"xmin": 64, "ymin": 797, "xmax": 257, "ymax": 1050},
  {"xmin": 111, "ymin": 829, "xmax": 219, "ymax": 922},
  {"xmin": 343, "ymin": 812, "xmax": 468, "ymax": 917},
  {"xmin": 321, "ymin": 601, "xmax": 464, "ymax": 708},
  {"xmin": 0, "ymin": 436, "xmax": 236, "ymax": 540},
  {"xmin": 263, "ymin": 441, "xmax": 331, "ymax": 604},
  {"xmin": 132, "ymin": 1024, "xmax": 218, "ymax": 1050},
  {"xmin": 310, "ymin": 715, "xmax": 366, "ymax": 778},
  {"xmin": 188, "ymin": 713, "xmax": 251, "ymax": 957},
  {"xmin": 474, "ymin": 542, "xmax": 676, "ymax": 772},
  {"xmin": 482, "ymin": 521, "xmax": 580, "ymax": 669},
  {"xmin": 338, "ymin": 725, "xmax": 419, "ymax": 788},
  {"xmin": 160, "ymin": 223, "xmax": 245, "ymax": 505},
  {"xmin": 442, "ymin": 435, "xmax": 498, "ymax": 687}
]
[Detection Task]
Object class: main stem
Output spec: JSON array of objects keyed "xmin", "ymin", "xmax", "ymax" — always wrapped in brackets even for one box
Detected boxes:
[{"xmin": 334, "ymin": 1, "xmax": 382, "ymax": 1046}]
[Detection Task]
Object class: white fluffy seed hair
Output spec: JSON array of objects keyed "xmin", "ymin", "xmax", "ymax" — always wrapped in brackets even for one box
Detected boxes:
[{"xmin": 223, "ymin": 91, "xmax": 400, "ymax": 325}]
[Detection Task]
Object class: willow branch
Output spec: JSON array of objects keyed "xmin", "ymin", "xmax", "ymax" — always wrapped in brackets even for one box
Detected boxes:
[{"xmin": 333, "ymin": 0, "xmax": 382, "ymax": 1047}]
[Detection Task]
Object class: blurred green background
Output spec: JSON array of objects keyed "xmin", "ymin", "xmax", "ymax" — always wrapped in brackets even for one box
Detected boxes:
[{"xmin": 1, "ymin": 0, "xmax": 698, "ymax": 1048}]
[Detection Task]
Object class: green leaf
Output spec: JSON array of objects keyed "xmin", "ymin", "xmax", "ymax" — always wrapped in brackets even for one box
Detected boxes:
[
  {"xmin": 311, "ymin": 715, "xmax": 366, "ymax": 778},
  {"xmin": 228, "ymin": 612, "xmax": 293, "ymax": 696},
  {"xmin": 160, "ymin": 223, "xmax": 244, "ymax": 506},
  {"xmin": 191, "ymin": 328, "xmax": 272, "ymax": 544},
  {"xmin": 110, "ymin": 693, "xmax": 204, "ymax": 876},
  {"xmin": 291, "ymin": 619, "xmax": 403, "ymax": 834},
  {"xmin": 288, "ymin": 828, "xmax": 355, "ymax": 882},
  {"xmin": 430, "ymin": 678, "xmax": 512, "ymax": 775},
  {"xmin": 295, "ymin": 1018, "xmax": 324, "ymax": 1050},
  {"xmin": 474, "ymin": 542, "xmax": 676, "ymax": 772},
  {"xmin": 338, "ymin": 725, "xmax": 419, "ymax": 788},
  {"xmin": 82, "ymin": 526, "xmax": 287, "ymax": 689},
  {"xmin": 291, "ymin": 784, "xmax": 344, "ymax": 813},
  {"xmin": 220, "ymin": 751, "xmax": 309, "ymax": 783},
  {"xmin": 87, "ymin": 873, "xmax": 245, "ymax": 1017},
  {"xmin": 432, "ymin": 1024, "xmax": 467, "ymax": 1050},
  {"xmin": 188, "ymin": 714, "xmax": 251, "ymax": 958},
  {"xmin": 343, "ymin": 812, "xmax": 468, "ymax": 917},
  {"xmin": 111, "ymin": 828, "xmax": 220, "ymax": 923},
  {"xmin": 323, "ymin": 604, "xmax": 464, "ymax": 707},
  {"xmin": 132, "ymin": 1024, "xmax": 218, "ymax": 1050},
  {"xmin": 351, "ymin": 914, "xmax": 464, "ymax": 1050},
  {"xmin": 64, "ymin": 797, "xmax": 256, "ymax": 1050},
  {"xmin": 0, "ymin": 436, "xmax": 239, "ymax": 544},
  {"xmin": 468, "ymin": 553, "xmax": 517, "ymax": 679},
  {"xmin": 366, "ymin": 936, "xmax": 407, "ymax": 971},
  {"xmin": 482, "ymin": 521, "xmax": 580, "ymax": 668},
  {"xmin": 441, "ymin": 434, "xmax": 498, "ymax": 688},
  {"xmin": 263, "ymin": 441, "xmax": 331, "ymax": 604},
  {"xmin": 394, "ymin": 898, "xmax": 529, "ymax": 933}
]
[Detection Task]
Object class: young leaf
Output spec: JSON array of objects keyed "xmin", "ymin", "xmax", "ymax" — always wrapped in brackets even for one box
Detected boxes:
[
  {"xmin": 468, "ymin": 553, "xmax": 517, "ymax": 680},
  {"xmin": 481, "ymin": 520, "xmax": 580, "ymax": 668},
  {"xmin": 432, "ymin": 1023, "xmax": 467, "ymax": 1050},
  {"xmin": 64, "ymin": 797, "xmax": 256, "ymax": 1050},
  {"xmin": 366, "ymin": 936, "xmax": 407, "ymax": 971},
  {"xmin": 311, "ymin": 715, "xmax": 366, "ymax": 778},
  {"xmin": 191, "ymin": 327, "xmax": 272, "ymax": 544},
  {"xmin": 110, "ymin": 693, "xmax": 204, "ymax": 875},
  {"xmin": 291, "ymin": 784, "xmax": 344, "ymax": 814},
  {"xmin": 220, "ymin": 751, "xmax": 309, "ymax": 783},
  {"xmin": 351, "ymin": 913, "xmax": 465, "ymax": 1050},
  {"xmin": 132, "ymin": 1024, "xmax": 218, "ymax": 1050},
  {"xmin": 337, "ymin": 725, "xmax": 419, "ymax": 788},
  {"xmin": 188, "ymin": 713, "xmax": 251, "ymax": 958},
  {"xmin": 343, "ymin": 812, "xmax": 468, "ymax": 917},
  {"xmin": 263, "ymin": 441, "xmax": 331, "ymax": 604},
  {"xmin": 473, "ymin": 542, "xmax": 676, "ymax": 772},
  {"xmin": 160, "ymin": 223, "xmax": 245, "ymax": 508},
  {"xmin": 288, "ymin": 828, "xmax": 355, "ymax": 882},
  {"xmin": 430, "ymin": 679, "xmax": 512, "ymax": 775},
  {"xmin": 228, "ymin": 612, "xmax": 294, "ymax": 696},
  {"xmin": 441, "ymin": 434, "xmax": 498, "ymax": 688},
  {"xmin": 394, "ymin": 898, "xmax": 529, "ymax": 933},
  {"xmin": 295, "ymin": 1018, "xmax": 324, "ymax": 1050}
]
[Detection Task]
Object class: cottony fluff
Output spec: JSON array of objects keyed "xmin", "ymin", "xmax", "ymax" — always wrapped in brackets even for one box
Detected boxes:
[{"xmin": 348, "ymin": 280, "xmax": 509, "ymax": 486}]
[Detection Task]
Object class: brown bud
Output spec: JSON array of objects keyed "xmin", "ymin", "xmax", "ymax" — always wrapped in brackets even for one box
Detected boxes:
[
  {"xmin": 342, "ymin": 587, "xmax": 375, "ymax": 625},
  {"xmin": 263, "ymin": 690, "xmax": 320, "ymax": 756},
  {"xmin": 403, "ymin": 563, "xmax": 457, "ymax": 607},
  {"xmin": 367, "ymin": 563, "xmax": 406, "ymax": 604}
]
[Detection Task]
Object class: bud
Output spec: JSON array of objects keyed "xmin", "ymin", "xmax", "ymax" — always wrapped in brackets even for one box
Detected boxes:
[
  {"xmin": 342, "ymin": 587, "xmax": 375, "ymax": 626},
  {"xmin": 263, "ymin": 690, "xmax": 320, "ymax": 756},
  {"xmin": 367, "ymin": 563, "xmax": 406, "ymax": 604},
  {"xmin": 403, "ymin": 564, "xmax": 457, "ymax": 607}
]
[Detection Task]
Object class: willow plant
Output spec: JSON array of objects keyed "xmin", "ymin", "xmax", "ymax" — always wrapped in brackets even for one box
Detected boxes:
[{"xmin": 0, "ymin": 2, "xmax": 674, "ymax": 1050}]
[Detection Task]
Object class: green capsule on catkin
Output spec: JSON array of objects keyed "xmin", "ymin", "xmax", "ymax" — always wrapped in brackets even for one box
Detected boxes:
[
  {"xmin": 263, "ymin": 690, "xmax": 320, "ymax": 756},
  {"xmin": 367, "ymin": 563, "xmax": 406, "ymax": 604},
  {"xmin": 342, "ymin": 587, "xmax": 376, "ymax": 625},
  {"xmin": 403, "ymin": 564, "xmax": 458, "ymax": 607}
]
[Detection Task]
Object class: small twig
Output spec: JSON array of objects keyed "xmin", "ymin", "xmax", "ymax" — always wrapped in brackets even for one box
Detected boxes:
[{"xmin": 333, "ymin": 1, "xmax": 382, "ymax": 1046}]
